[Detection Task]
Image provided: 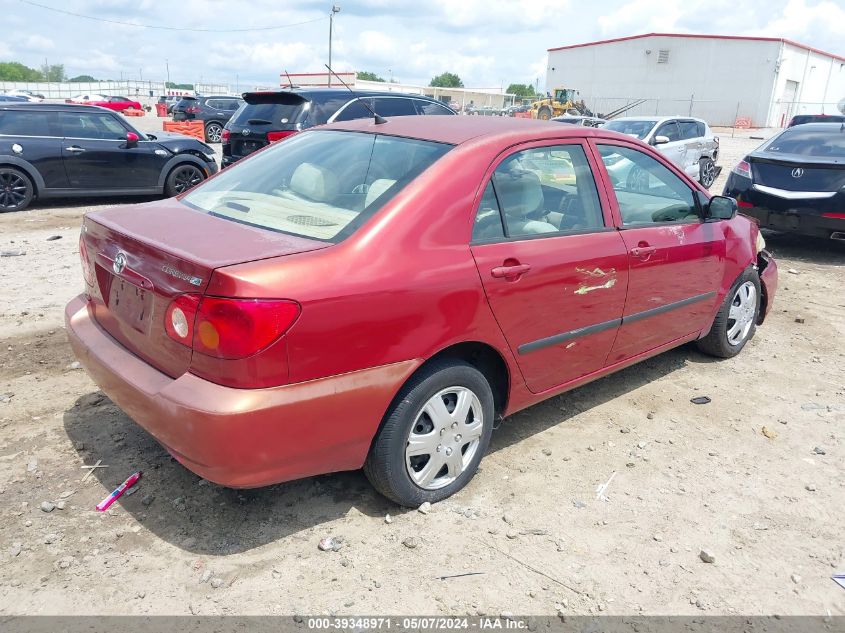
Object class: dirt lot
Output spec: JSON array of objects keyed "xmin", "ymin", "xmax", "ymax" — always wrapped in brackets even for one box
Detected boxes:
[{"xmin": 0, "ymin": 129, "xmax": 843, "ymax": 616}]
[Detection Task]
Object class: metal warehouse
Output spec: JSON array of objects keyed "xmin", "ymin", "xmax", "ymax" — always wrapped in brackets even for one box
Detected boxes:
[{"xmin": 546, "ymin": 33, "xmax": 845, "ymax": 127}]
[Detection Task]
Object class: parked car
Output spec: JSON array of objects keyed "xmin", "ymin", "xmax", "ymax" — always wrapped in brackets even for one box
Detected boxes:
[
  {"xmin": 172, "ymin": 95, "xmax": 244, "ymax": 143},
  {"xmin": 787, "ymin": 113, "xmax": 845, "ymax": 127},
  {"xmin": 65, "ymin": 116, "xmax": 777, "ymax": 506},
  {"xmin": 158, "ymin": 95, "xmax": 183, "ymax": 114},
  {"xmin": 221, "ymin": 88, "xmax": 455, "ymax": 168},
  {"xmin": 66, "ymin": 94, "xmax": 108, "ymax": 105},
  {"xmin": 88, "ymin": 95, "xmax": 144, "ymax": 112},
  {"xmin": 723, "ymin": 122, "xmax": 845, "ymax": 240},
  {"xmin": 5, "ymin": 90, "xmax": 44, "ymax": 102},
  {"xmin": 0, "ymin": 103, "xmax": 218, "ymax": 212},
  {"xmin": 552, "ymin": 115, "xmax": 607, "ymax": 127},
  {"xmin": 602, "ymin": 116, "xmax": 720, "ymax": 188},
  {"xmin": 0, "ymin": 95, "xmax": 30, "ymax": 103}
]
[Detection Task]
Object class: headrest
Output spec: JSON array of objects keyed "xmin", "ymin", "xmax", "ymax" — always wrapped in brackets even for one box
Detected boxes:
[
  {"xmin": 365, "ymin": 179, "xmax": 396, "ymax": 207},
  {"xmin": 495, "ymin": 169, "xmax": 544, "ymax": 218},
  {"xmin": 289, "ymin": 162, "xmax": 338, "ymax": 203}
]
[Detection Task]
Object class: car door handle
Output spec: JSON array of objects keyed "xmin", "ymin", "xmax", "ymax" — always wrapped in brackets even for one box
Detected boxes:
[
  {"xmin": 65, "ymin": 146, "xmax": 85, "ymax": 153},
  {"xmin": 491, "ymin": 263, "xmax": 531, "ymax": 279},
  {"xmin": 630, "ymin": 246, "xmax": 656, "ymax": 259}
]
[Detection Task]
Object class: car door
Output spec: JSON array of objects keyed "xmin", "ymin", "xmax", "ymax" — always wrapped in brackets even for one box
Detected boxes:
[
  {"xmin": 470, "ymin": 141, "xmax": 629, "ymax": 393},
  {"xmin": 594, "ymin": 142, "xmax": 725, "ymax": 364},
  {"xmin": 0, "ymin": 108, "xmax": 68, "ymax": 188},
  {"xmin": 653, "ymin": 120, "xmax": 685, "ymax": 170},
  {"xmin": 58, "ymin": 111, "xmax": 163, "ymax": 189}
]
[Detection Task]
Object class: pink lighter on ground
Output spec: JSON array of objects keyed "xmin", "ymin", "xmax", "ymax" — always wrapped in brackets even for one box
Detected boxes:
[{"xmin": 96, "ymin": 471, "xmax": 142, "ymax": 512}]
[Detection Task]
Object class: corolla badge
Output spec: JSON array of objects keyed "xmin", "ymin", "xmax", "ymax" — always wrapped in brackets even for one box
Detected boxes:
[
  {"xmin": 791, "ymin": 168, "xmax": 804, "ymax": 178},
  {"xmin": 112, "ymin": 252, "xmax": 127, "ymax": 274}
]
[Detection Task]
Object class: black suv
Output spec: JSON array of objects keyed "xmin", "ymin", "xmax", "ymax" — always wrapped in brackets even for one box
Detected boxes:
[
  {"xmin": 221, "ymin": 89, "xmax": 455, "ymax": 168},
  {"xmin": 0, "ymin": 103, "xmax": 218, "ymax": 212},
  {"xmin": 172, "ymin": 95, "xmax": 244, "ymax": 143}
]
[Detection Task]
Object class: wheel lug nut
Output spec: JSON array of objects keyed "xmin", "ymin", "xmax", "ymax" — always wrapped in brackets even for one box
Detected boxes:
[
  {"xmin": 451, "ymin": 422, "xmax": 458, "ymax": 429},
  {"xmin": 440, "ymin": 428, "xmax": 445, "ymax": 436},
  {"xmin": 445, "ymin": 447, "xmax": 453, "ymax": 456},
  {"xmin": 455, "ymin": 434, "xmax": 462, "ymax": 443},
  {"xmin": 436, "ymin": 445, "xmax": 442, "ymax": 452}
]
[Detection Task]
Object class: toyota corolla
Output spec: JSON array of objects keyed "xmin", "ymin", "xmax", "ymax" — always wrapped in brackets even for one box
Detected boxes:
[{"xmin": 66, "ymin": 116, "xmax": 777, "ymax": 506}]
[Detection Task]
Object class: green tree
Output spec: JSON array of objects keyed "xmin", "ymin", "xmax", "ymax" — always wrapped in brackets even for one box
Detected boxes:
[
  {"xmin": 506, "ymin": 83, "xmax": 536, "ymax": 98},
  {"xmin": 0, "ymin": 61, "xmax": 42, "ymax": 81},
  {"xmin": 357, "ymin": 71, "xmax": 385, "ymax": 82},
  {"xmin": 69, "ymin": 74, "xmax": 97, "ymax": 82},
  {"xmin": 429, "ymin": 72, "xmax": 463, "ymax": 88},
  {"xmin": 41, "ymin": 63, "xmax": 65, "ymax": 82},
  {"xmin": 166, "ymin": 81, "xmax": 194, "ymax": 90}
]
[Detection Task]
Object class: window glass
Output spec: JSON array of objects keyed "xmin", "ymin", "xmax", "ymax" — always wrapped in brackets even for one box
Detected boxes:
[
  {"xmin": 655, "ymin": 121, "xmax": 681, "ymax": 142},
  {"xmin": 182, "ymin": 130, "xmax": 452, "ymax": 243},
  {"xmin": 58, "ymin": 112, "xmax": 127, "ymax": 139},
  {"xmin": 0, "ymin": 111, "xmax": 52, "ymax": 136},
  {"xmin": 598, "ymin": 144, "xmax": 699, "ymax": 225},
  {"xmin": 472, "ymin": 182, "xmax": 505, "ymax": 241},
  {"xmin": 602, "ymin": 119, "xmax": 657, "ymax": 140},
  {"xmin": 205, "ymin": 100, "xmax": 222, "ymax": 109},
  {"xmin": 232, "ymin": 102, "xmax": 301, "ymax": 126},
  {"xmin": 483, "ymin": 144, "xmax": 604, "ymax": 239},
  {"xmin": 764, "ymin": 127, "xmax": 845, "ymax": 158},
  {"xmin": 679, "ymin": 121, "xmax": 700, "ymax": 139},
  {"xmin": 373, "ymin": 98, "xmax": 416, "ymax": 117},
  {"xmin": 310, "ymin": 96, "xmax": 353, "ymax": 124},
  {"xmin": 696, "ymin": 121, "xmax": 705, "ymax": 137},
  {"xmin": 332, "ymin": 98, "xmax": 373, "ymax": 122},
  {"xmin": 415, "ymin": 100, "xmax": 454, "ymax": 115}
]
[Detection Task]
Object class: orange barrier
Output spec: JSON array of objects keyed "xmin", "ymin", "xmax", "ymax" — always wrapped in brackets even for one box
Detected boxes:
[
  {"xmin": 155, "ymin": 103, "xmax": 168, "ymax": 117},
  {"xmin": 163, "ymin": 120, "xmax": 205, "ymax": 141},
  {"xmin": 123, "ymin": 108, "xmax": 145, "ymax": 117}
]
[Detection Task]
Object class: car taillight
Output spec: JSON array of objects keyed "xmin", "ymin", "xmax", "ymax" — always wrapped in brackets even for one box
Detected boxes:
[
  {"xmin": 732, "ymin": 159, "xmax": 752, "ymax": 180},
  {"xmin": 186, "ymin": 106, "xmax": 200, "ymax": 114},
  {"xmin": 164, "ymin": 295, "xmax": 300, "ymax": 359},
  {"xmin": 267, "ymin": 130, "xmax": 297, "ymax": 143},
  {"xmin": 79, "ymin": 234, "xmax": 94, "ymax": 286},
  {"xmin": 221, "ymin": 128, "xmax": 230, "ymax": 143}
]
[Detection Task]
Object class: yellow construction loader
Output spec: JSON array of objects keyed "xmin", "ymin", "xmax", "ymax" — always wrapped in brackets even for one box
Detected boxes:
[{"xmin": 531, "ymin": 87, "xmax": 581, "ymax": 120}]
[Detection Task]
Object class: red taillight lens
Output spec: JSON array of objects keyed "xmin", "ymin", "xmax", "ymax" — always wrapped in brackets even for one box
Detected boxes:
[
  {"xmin": 79, "ymin": 234, "xmax": 94, "ymax": 286},
  {"xmin": 822, "ymin": 212, "xmax": 845, "ymax": 219},
  {"xmin": 221, "ymin": 128, "xmax": 230, "ymax": 143},
  {"xmin": 267, "ymin": 130, "xmax": 297, "ymax": 143},
  {"xmin": 186, "ymin": 106, "xmax": 200, "ymax": 114},
  {"xmin": 737, "ymin": 200, "xmax": 753, "ymax": 208},
  {"xmin": 164, "ymin": 295, "xmax": 300, "ymax": 359},
  {"xmin": 732, "ymin": 159, "xmax": 752, "ymax": 180}
]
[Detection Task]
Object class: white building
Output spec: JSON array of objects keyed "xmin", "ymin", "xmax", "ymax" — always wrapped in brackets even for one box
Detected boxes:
[{"xmin": 546, "ymin": 33, "xmax": 845, "ymax": 127}]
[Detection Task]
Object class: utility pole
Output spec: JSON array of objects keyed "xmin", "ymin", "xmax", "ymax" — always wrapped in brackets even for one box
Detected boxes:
[
  {"xmin": 165, "ymin": 59, "xmax": 170, "ymax": 89},
  {"xmin": 328, "ymin": 5, "xmax": 340, "ymax": 86}
]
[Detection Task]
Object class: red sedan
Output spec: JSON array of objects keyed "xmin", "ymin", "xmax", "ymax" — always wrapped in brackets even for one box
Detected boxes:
[
  {"xmin": 66, "ymin": 116, "xmax": 777, "ymax": 506},
  {"xmin": 66, "ymin": 94, "xmax": 142, "ymax": 111}
]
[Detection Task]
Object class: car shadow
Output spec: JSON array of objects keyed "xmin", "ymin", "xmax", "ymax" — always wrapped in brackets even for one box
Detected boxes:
[
  {"xmin": 761, "ymin": 229, "xmax": 845, "ymax": 265},
  {"xmin": 62, "ymin": 344, "xmax": 693, "ymax": 555}
]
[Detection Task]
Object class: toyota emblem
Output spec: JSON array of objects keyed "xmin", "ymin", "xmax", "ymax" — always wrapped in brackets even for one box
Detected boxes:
[
  {"xmin": 791, "ymin": 168, "xmax": 804, "ymax": 178},
  {"xmin": 241, "ymin": 128, "xmax": 250, "ymax": 136},
  {"xmin": 113, "ymin": 252, "xmax": 127, "ymax": 274}
]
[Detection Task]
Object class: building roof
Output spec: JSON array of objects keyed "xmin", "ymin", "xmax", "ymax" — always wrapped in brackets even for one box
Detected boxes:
[{"xmin": 547, "ymin": 33, "xmax": 845, "ymax": 64}]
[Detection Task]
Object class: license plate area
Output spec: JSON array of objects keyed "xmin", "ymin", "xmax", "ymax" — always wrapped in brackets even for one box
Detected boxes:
[
  {"xmin": 238, "ymin": 140, "xmax": 265, "ymax": 156},
  {"xmin": 108, "ymin": 277, "xmax": 151, "ymax": 333}
]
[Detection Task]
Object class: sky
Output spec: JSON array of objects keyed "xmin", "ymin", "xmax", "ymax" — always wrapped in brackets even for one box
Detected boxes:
[{"xmin": 3, "ymin": 0, "xmax": 845, "ymax": 90}]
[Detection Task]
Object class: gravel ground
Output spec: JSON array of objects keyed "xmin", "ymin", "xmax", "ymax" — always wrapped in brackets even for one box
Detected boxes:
[{"xmin": 0, "ymin": 130, "xmax": 843, "ymax": 616}]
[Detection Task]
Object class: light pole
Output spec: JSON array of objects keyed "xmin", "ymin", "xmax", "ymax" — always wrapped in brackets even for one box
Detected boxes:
[
  {"xmin": 328, "ymin": 5, "xmax": 340, "ymax": 86},
  {"xmin": 165, "ymin": 59, "xmax": 170, "ymax": 89}
]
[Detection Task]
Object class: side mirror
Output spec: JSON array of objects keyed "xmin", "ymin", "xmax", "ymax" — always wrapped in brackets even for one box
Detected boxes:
[
  {"xmin": 653, "ymin": 135, "xmax": 670, "ymax": 145},
  {"xmin": 125, "ymin": 132, "xmax": 139, "ymax": 149},
  {"xmin": 707, "ymin": 195, "xmax": 737, "ymax": 220}
]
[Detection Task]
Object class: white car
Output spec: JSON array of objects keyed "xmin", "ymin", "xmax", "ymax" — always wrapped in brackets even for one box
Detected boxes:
[
  {"xmin": 4, "ymin": 89, "xmax": 44, "ymax": 102},
  {"xmin": 602, "ymin": 116, "xmax": 720, "ymax": 188}
]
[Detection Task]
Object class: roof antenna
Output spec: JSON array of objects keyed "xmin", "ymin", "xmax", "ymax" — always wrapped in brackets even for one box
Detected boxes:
[
  {"xmin": 284, "ymin": 69, "xmax": 295, "ymax": 89},
  {"xmin": 324, "ymin": 64, "xmax": 387, "ymax": 125}
]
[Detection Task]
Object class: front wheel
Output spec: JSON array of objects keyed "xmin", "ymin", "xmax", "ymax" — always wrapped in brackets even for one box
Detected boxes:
[
  {"xmin": 164, "ymin": 163, "xmax": 205, "ymax": 197},
  {"xmin": 364, "ymin": 360, "xmax": 494, "ymax": 506},
  {"xmin": 205, "ymin": 122, "xmax": 223, "ymax": 143},
  {"xmin": 696, "ymin": 268, "xmax": 761, "ymax": 358},
  {"xmin": 0, "ymin": 167, "xmax": 34, "ymax": 212},
  {"xmin": 536, "ymin": 106, "xmax": 552, "ymax": 121},
  {"xmin": 699, "ymin": 157, "xmax": 717, "ymax": 189}
]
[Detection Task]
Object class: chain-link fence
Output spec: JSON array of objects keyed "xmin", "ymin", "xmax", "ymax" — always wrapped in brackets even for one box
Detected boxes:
[{"xmin": 0, "ymin": 80, "xmax": 232, "ymax": 104}]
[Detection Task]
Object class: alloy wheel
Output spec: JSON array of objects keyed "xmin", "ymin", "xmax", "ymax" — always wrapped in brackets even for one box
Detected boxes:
[
  {"xmin": 726, "ymin": 281, "xmax": 756, "ymax": 346},
  {"xmin": 701, "ymin": 160, "xmax": 716, "ymax": 188},
  {"xmin": 172, "ymin": 166, "xmax": 204, "ymax": 194},
  {"xmin": 0, "ymin": 169, "xmax": 30, "ymax": 210},
  {"xmin": 405, "ymin": 386, "xmax": 484, "ymax": 490},
  {"xmin": 206, "ymin": 123, "xmax": 223, "ymax": 143}
]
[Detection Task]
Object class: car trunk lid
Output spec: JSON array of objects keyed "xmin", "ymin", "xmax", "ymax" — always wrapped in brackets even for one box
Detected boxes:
[
  {"xmin": 750, "ymin": 152, "xmax": 845, "ymax": 192},
  {"xmin": 81, "ymin": 199, "xmax": 329, "ymax": 378}
]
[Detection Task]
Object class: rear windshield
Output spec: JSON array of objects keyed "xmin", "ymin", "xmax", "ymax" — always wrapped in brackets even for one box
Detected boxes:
[
  {"xmin": 765, "ymin": 127, "xmax": 845, "ymax": 158},
  {"xmin": 603, "ymin": 119, "xmax": 657, "ymax": 140},
  {"xmin": 231, "ymin": 102, "xmax": 302, "ymax": 127},
  {"xmin": 182, "ymin": 130, "xmax": 452, "ymax": 242}
]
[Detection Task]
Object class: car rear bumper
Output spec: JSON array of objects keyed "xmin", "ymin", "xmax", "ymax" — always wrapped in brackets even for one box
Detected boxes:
[{"xmin": 65, "ymin": 294, "xmax": 420, "ymax": 488}]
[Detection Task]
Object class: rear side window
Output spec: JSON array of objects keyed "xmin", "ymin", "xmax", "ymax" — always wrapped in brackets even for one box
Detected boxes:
[
  {"xmin": 0, "ymin": 111, "xmax": 52, "ymax": 136},
  {"xmin": 655, "ymin": 121, "xmax": 681, "ymax": 142},
  {"xmin": 333, "ymin": 99, "xmax": 373, "ymax": 122},
  {"xmin": 414, "ymin": 100, "xmax": 454, "ymax": 115},
  {"xmin": 679, "ymin": 121, "xmax": 700, "ymax": 139},
  {"xmin": 373, "ymin": 97, "xmax": 416, "ymax": 117},
  {"xmin": 182, "ymin": 130, "xmax": 452, "ymax": 243}
]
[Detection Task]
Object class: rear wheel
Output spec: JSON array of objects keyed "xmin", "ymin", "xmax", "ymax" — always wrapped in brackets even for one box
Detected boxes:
[
  {"xmin": 0, "ymin": 167, "xmax": 34, "ymax": 212},
  {"xmin": 205, "ymin": 122, "xmax": 223, "ymax": 143},
  {"xmin": 699, "ymin": 157, "xmax": 717, "ymax": 189},
  {"xmin": 164, "ymin": 163, "xmax": 205, "ymax": 197},
  {"xmin": 364, "ymin": 360, "xmax": 494, "ymax": 506},
  {"xmin": 696, "ymin": 268, "xmax": 760, "ymax": 358}
]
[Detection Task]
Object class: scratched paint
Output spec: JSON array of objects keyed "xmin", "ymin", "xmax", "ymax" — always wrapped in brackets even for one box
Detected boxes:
[
  {"xmin": 565, "ymin": 342, "xmax": 576, "ymax": 349},
  {"xmin": 576, "ymin": 266, "xmax": 616, "ymax": 279},
  {"xmin": 574, "ymin": 278, "xmax": 617, "ymax": 295},
  {"xmin": 664, "ymin": 225, "xmax": 686, "ymax": 244}
]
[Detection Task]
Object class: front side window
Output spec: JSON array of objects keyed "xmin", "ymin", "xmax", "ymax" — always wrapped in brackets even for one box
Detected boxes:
[
  {"xmin": 58, "ymin": 112, "xmax": 127, "ymax": 139},
  {"xmin": 472, "ymin": 144, "xmax": 604, "ymax": 241},
  {"xmin": 182, "ymin": 130, "xmax": 452, "ymax": 243},
  {"xmin": 597, "ymin": 144, "xmax": 699, "ymax": 225}
]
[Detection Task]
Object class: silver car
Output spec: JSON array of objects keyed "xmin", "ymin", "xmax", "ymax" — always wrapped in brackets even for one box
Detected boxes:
[{"xmin": 602, "ymin": 116, "xmax": 720, "ymax": 188}]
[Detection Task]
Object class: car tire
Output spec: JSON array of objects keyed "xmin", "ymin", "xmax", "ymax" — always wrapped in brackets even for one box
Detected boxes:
[
  {"xmin": 696, "ymin": 267, "xmax": 761, "ymax": 358},
  {"xmin": 364, "ymin": 360, "xmax": 494, "ymax": 507},
  {"xmin": 699, "ymin": 157, "xmax": 717, "ymax": 189},
  {"xmin": 205, "ymin": 122, "xmax": 223, "ymax": 143},
  {"xmin": 164, "ymin": 163, "xmax": 206, "ymax": 197},
  {"xmin": 0, "ymin": 166, "xmax": 34, "ymax": 212},
  {"xmin": 536, "ymin": 106, "xmax": 552, "ymax": 121}
]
